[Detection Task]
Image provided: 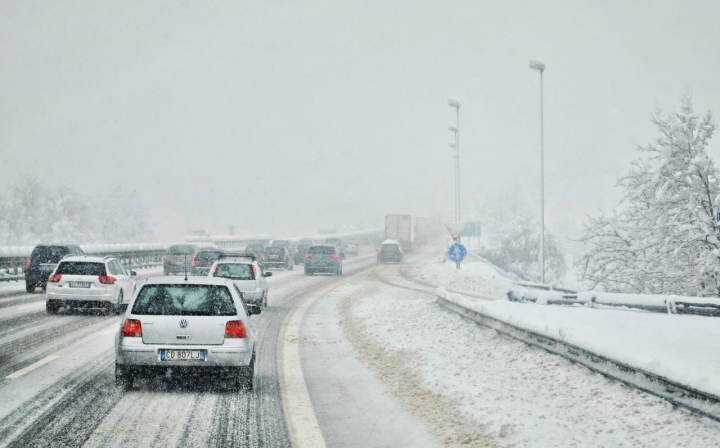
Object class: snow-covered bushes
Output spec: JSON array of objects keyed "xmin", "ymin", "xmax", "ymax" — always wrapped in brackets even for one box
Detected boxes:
[
  {"xmin": 577, "ymin": 95, "xmax": 720, "ymax": 296},
  {"xmin": 0, "ymin": 179, "xmax": 153, "ymax": 246},
  {"xmin": 479, "ymin": 206, "xmax": 567, "ymax": 283}
]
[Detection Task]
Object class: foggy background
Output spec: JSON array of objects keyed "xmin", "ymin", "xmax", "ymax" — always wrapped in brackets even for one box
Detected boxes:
[{"xmin": 2, "ymin": 0, "xmax": 719, "ymax": 241}]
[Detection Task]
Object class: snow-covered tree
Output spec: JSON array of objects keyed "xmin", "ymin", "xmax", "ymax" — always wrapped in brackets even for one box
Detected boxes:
[
  {"xmin": 0, "ymin": 179, "xmax": 154, "ymax": 245},
  {"xmin": 577, "ymin": 95, "xmax": 720, "ymax": 296},
  {"xmin": 480, "ymin": 206, "xmax": 567, "ymax": 283}
]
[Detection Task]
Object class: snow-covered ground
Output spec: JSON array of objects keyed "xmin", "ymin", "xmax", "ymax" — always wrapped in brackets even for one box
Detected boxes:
[
  {"xmin": 416, "ymin": 257, "xmax": 720, "ymax": 398},
  {"xmin": 412, "ymin": 259, "xmax": 513, "ymax": 299},
  {"xmin": 347, "ymin": 273, "xmax": 720, "ymax": 447},
  {"xmin": 0, "ymin": 281, "xmax": 26, "ymax": 295},
  {"xmin": 453, "ymin": 294, "xmax": 720, "ymax": 398}
]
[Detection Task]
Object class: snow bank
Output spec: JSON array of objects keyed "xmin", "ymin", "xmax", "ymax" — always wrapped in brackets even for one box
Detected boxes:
[
  {"xmin": 442, "ymin": 289, "xmax": 720, "ymax": 398},
  {"xmin": 418, "ymin": 260, "xmax": 513, "ymax": 299}
]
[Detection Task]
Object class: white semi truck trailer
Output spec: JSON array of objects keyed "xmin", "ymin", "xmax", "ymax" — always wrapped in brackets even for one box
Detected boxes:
[
  {"xmin": 385, "ymin": 214, "xmax": 413, "ymax": 251},
  {"xmin": 413, "ymin": 216, "xmax": 429, "ymax": 245}
]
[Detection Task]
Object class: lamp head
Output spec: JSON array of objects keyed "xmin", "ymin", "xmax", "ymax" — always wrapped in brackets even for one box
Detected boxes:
[
  {"xmin": 448, "ymin": 97, "xmax": 460, "ymax": 108},
  {"xmin": 529, "ymin": 59, "xmax": 545, "ymax": 72},
  {"xmin": 448, "ymin": 124, "xmax": 457, "ymax": 132}
]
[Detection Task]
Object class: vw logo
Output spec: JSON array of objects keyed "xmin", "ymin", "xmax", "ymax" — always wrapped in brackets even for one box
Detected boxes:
[{"xmin": 179, "ymin": 319, "xmax": 189, "ymax": 328}]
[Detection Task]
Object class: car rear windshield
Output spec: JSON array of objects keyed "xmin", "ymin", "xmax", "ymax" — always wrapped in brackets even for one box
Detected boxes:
[
  {"xmin": 31, "ymin": 246, "xmax": 69, "ymax": 263},
  {"xmin": 167, "ymin": 245, "xmax": 195, "ymax": 255},
  {"xmin": 214, "ymin": 263, "xmax": 255, "ymax": 280},
  {"xmin": 197, "ymin": 251, "xmax": 223, "ymax": 265},
  {"xmin": 56, "ymin": 262, "xmax": 106, "ymax": 276},
  {"xmin": 382, "ymin": 244, "xmax": 400, "ymax": 253},
  {"xmin": 131, "ymin": 285, "xmax": 237, "ymax": 316},
  {"xmin": 308, "ymin": 246, "xmax": 335, "ymax": 254},
  {"xmin": 265, "ymin": 247, "xmax": 284, "ymax": 255}
]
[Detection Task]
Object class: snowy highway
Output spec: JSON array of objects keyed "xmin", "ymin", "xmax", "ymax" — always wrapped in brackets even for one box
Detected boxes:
[{"xmin": 2, "ymin": 247, "xmax": 720, "ymax": 447}]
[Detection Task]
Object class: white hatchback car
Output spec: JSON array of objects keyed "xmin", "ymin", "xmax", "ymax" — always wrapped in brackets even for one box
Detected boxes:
[
  {"xmin": 114, "ymin": 276, "xmax": 259, "ymax": 391},
  {"xmin": 45, "ymin": 255, "xmax": 137, "ymax": 314},
  {"xmin": 209, "ymin": 254, "xmax": 271, "ymax": 307}
]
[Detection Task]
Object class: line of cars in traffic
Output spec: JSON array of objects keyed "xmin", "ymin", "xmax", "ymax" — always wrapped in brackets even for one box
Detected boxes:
[{"xmin": 20, "ymin": 236, "xmax": 370, "ymax": 391}]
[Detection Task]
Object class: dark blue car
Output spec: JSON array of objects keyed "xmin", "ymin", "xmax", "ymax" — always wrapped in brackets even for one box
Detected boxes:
[{"xmin": 304, "ymin": 245, "xmax": 342, "ymax": 276}]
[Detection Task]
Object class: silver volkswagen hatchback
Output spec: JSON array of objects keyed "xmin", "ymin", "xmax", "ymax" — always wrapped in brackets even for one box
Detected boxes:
[{"xmin": 114, "ymin": 276, "xmax": 260, "ymax": 391}]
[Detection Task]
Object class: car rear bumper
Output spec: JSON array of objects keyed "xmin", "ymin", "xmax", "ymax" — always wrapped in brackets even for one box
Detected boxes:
[
  {"xmin": 116, "ymin": 338, "xmax": 253, "ymax": 367},
  {"xmin": 47, "ymin": 291, "xmax": 113, "ymax": 302},
  {"xmin": 261, "ymin": 261, "xmax": 289, "ymax": 268},
  {"xmin": 378, "ymin": 256, "xmax": 403, "ymax": 263},
  {"xmin": 305, "ymin": 264, "xmax": 339, "ymax": 273}
]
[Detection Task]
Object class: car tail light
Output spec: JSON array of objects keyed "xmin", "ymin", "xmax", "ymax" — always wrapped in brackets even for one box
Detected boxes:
[
  {"xmin": 192, "ymin": 256, "xmax": 199, "ymax": 266},
  {"xmin": 330, "ymin": 253, "xmax": 338, "ymax": 259},
  {"xmin": 48, "ymin": 274, "xmax": 62, "ymax": 283},
  {"xmin": 305, "ymin": 253, "xmax": 312, "ymax": 259},
  {"xmin": 377, "ymin": 249, "xmax": 382, "ymax": 254},
  {"xmin": 121, "ymin": 319, "xmax": 142, "ymax": 337},
  {"xmin": 99, "ymin": 275, "xmax": 116, "ymax": 284},
  {"xmin": 252, "ymin": 265, "xmax": 258, "ymax": 276},
  {"xmin": 398, "ymin": 249, "xmax": 403, "ymax": 254},
  {"xmin": 163, "ymin": 255, "xmax": 168, "ymax": 261},
  {"xmin": 26, "ymin": 258, "xmax": 31, "ymax": 271},
  {"xmin": 283, "ymin": 256, "xmax": 287, "ymax": 261},
  {"xmin": 224, "ymin": 320, "xmax": 248, "ymax": 338},
  {"xmin": 210, "ymin": 265, "xmax": 217, "ymax": 275}
]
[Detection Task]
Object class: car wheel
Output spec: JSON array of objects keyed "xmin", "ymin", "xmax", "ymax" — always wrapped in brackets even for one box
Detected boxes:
[
  {"xmin": 115, "ymin": 290, "xmax": 124, "ymax": 315},
  {"xmin": 242, "ymin": 352, "xmax": 255, "ymax": 390},
  {"xmin": 115, "ymin": 363, "xmax": 134, "ymax": 391},
  {"xmin": 46, "ymin": 302, "xmax": 58, "ymax": 314},
  {"xmin": 25, "ymin": 282, "xmax": 35, "ymax": 293},
  {"xmin": 304, "ymin": 268, "xmax": 311, "ymax": 276}
]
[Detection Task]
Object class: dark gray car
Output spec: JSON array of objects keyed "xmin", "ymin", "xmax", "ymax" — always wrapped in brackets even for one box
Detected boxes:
[{"xmin": 304, "ymin": 245, "xmax": 342, "ymax": 276}]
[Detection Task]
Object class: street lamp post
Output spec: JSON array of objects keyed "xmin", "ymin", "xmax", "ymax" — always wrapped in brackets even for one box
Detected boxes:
[
  {"xmin": 448, "ymin": 98, "xmax": 461, "ymax": 222},
  {"xmin": 448, "ymin": 124, "xmax": 458, "ymax": 223},
  {"xmin": 529, "ymin": 59, "xmax": 545, "ymax": 284}
]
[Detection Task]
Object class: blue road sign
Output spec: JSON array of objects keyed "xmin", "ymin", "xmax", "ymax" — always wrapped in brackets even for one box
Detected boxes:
[{"xmin": 447, "ymin": 243, "xmax": 467, "ymax": 263}]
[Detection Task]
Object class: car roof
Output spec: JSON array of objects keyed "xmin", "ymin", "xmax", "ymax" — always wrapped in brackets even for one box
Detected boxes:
[
  {"xmin": 381, "ymin": 239, "xmax": 400, "ymax": 245},
  {"xmin": 309, "ymin": 244, "xmax": 335, "ymax": 248},
  {"xmin": 216, "ymin": 257, "xmax": 254, "ymax": 264},
  {"xmin": 60, "ymin": 255, "xmax": 109, "ymax": 263},
  {"xmin": 143, "ymin": 276, "xmax": 233, "ymax": 286}
]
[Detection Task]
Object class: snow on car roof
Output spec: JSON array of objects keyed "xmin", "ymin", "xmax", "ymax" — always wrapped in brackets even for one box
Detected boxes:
[
  {"xmin": 60, "ymin": 255, "xmax": 109, "ymax": 263},
  {"xmin": 144, "ymin": 276, "xmax": 233, "ymax": 285},
  {"xmin": 381, "ymin": 239, "xmax": 400, "ymax": 245}
]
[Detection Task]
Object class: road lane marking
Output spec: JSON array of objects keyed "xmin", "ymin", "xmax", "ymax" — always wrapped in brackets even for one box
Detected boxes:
[
  {"xmin": 5, "ymin": 322, "xmax": 118, "ymax": 381},
  {"xmin": 6, "ymin": 355, "xmax": 59, "ymax": 379},
  {"xmin": 18, "ymin": 303, "xmax": 44, "ymax": 309},
  {"xmin": 280, "ymin": 287, "xmax": 332, "ymax": 448}
]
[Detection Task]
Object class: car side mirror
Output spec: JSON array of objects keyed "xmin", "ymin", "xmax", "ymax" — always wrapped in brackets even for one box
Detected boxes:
[
  {"xmin": 247, "ymin": 304, "xmax": 262, "ymax": 315},
  {"xmin": 264, "ymin": 272, "xmax": 272, "ymax": 277},
  {"xmin": 130, "ymin": 270, "xmax": 137, "ymax": 277}
]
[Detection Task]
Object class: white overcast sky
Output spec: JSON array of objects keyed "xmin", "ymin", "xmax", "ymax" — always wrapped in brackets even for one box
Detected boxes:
[{"xmin": 2, "ymin": 0, "xmax": 720, "ymax": 241}]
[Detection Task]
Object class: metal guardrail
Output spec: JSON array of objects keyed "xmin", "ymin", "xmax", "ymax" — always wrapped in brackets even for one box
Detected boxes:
[
  {"xmin": 507, "ymin": 289, "xmax": 720, "ymax": 317},
  {"xmin": 0, "ymin": 228, "xmax": 385, "ymax": 283},
  {"xmin": 437, "ymin": 291, "xmax": 720, "ymax": 423}
]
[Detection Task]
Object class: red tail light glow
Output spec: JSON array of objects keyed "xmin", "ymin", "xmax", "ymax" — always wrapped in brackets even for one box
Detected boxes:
[
  {"xmin": 163, "ymin": 255, "xmax": 168, "ymax": 261},
  {"xmin": 210, "ymin": 265, "xmax": 218, "ymax": 275},
  {"xmin": 98, "ymin": 275, "xmax": 116, "ymax": 285},
  {"xmin": 398, "ymin": 249, "xmax": 403, "ymax": 254},
  {"xmin": 26, "ymin": 258, "xmax": 31, "ymax": 271},
  {"xmin": 48, "ymin": 274, "xmax": 62, "ymax": 283},
  {"xmin": 305, "ymin": 253, "xmax": 312, "ymax": 259},
  {"xmin": 330, "ymin": 253, "xmax": 338, "ymax": 259},
  {"xmin": 252, "ymin": 265, "xmax": 258, "ymax": 276},
  {"xmin": 283, "ymin": 256, "xmax": 287, "ymax": 261},
  {"xmin": 192, "ymin": 256, "xmax": 199, "ymax": 266},
  {"xmin": 224, "ymin": 320, "xmax": 248, "ymax": 338},
  {"xmin": 121, "ymin": 319, "xmax": 142, "ymax": 337}
]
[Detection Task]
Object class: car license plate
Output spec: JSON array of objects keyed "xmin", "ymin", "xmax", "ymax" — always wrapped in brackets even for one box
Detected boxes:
[
  {"xmin": 160, "ymin": 349, "xmax": 206, "ymax": 361},
  {"xmin": 68, "ymin": 282, "xmax": 90, "ymax": 288}
]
